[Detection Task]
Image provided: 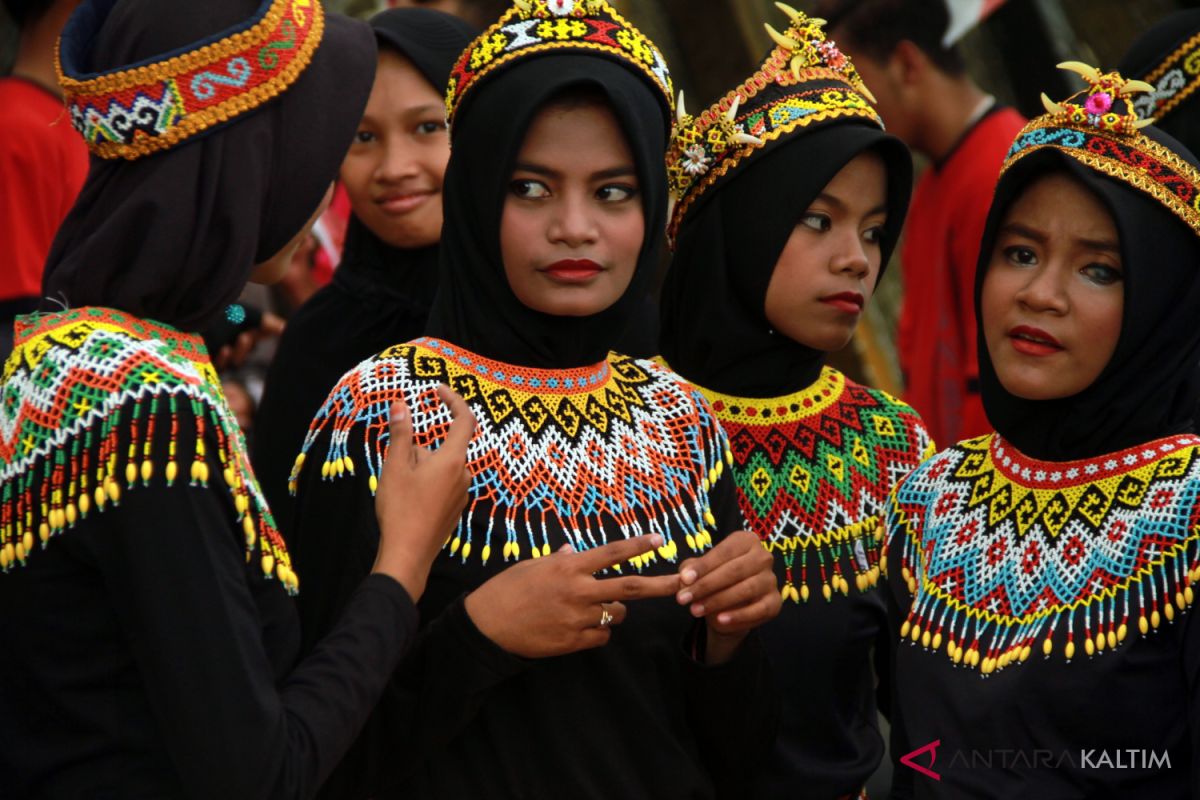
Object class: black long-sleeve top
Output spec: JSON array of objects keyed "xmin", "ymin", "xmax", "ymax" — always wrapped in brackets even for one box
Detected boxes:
[
  {"xmin": 885, "ymin": 433, "xmax": 1200, "ymax": 799},
  {"xmin": 0, "ymin": 308, "xmax": 419, "ymax": 798},
  {"xmin": 291, "ymin": 340, "xmax": 778, "ymax": 799}
]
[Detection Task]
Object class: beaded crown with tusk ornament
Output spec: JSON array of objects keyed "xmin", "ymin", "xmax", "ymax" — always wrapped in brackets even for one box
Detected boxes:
[
  {"xmin": 664, "ymin": 3, "xmax": 881, "ymax": 245},
  {"xmin": 1006, "ymin": 62, "xmax": 1200, "ymax": 237}
]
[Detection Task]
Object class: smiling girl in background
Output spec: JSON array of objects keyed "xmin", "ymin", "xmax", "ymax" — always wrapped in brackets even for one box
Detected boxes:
[
  {"xmin": 658, "ymin": 8, "xmax": 932, "ymax": 799},
  {"xmin": 886, "ymin": 65, "xmax": 1200, "ymax": 798},
  {"xmin": 253, "ymin": 8, "xmax": 478, "ymax": 538},
  {"xmin": 288, "ymin": 2, "xmax": 780, "ymax": 798}
]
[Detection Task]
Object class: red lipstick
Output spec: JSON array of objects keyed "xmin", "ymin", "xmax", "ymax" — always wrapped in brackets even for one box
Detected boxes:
[
  {"xmin": 1008, "ymin": 325, "xmax": 1064, "ymax": 357},
  {"xmin": 821, "ymin": 292, "xmax": 865, "ymax": 315},
  {"xmin": 541, "ymin": 259, "xmax": 603, "ymax": 284}
]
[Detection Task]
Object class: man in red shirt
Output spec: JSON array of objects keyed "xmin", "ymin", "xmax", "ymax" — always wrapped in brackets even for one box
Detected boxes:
[
  {"xmin": 1, "ymin": 0, "xmax": 88, "ymax": 355},
  {"xmin": 819, "ymin": 0, "xmax": 1026, "ymax": 446}
]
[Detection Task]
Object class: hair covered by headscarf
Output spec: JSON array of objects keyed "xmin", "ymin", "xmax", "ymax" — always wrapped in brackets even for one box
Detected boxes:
[
  {"xmin": 975, "ymin": 138, "xmax": 1200, "ymax": 461},
  {"xmin": 424, "ymin": 54, "xmax": 671, "ymax": 369},
  {"xmin": 659, "ymin": 122, "xmax": 912, "ymax": 398},
  {"xmin": 41, "ymin": 0, "xmax": 377, "ymax": 331}
]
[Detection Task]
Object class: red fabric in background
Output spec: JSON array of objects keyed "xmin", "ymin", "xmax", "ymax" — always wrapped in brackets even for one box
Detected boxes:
[
  {"xmin": 897, "ymin": 106, "xmax": 1026, "ymax": 447},
  {"xmin": 0, "ymin": 78, "xmax": 89, "ymax": 302}
]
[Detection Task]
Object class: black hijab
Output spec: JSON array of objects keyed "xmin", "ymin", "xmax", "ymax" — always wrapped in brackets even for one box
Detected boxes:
[
  {"xmin": 332, "ymin": 8, "xmax": 478, "ymax": 310},
  {"xmin": 976, "ymin": 142, "xmax": 1200, "ymax": 461},
  {"xmin": 659, "ymin": 123, "xmax": 912, "ymax": 398},
  {"xmin": 1118, "ymin": 10, "xmax": 1200, "ymax": 154},
  {"xmin": 424, "ymin": 54, "xmax": 671, "ymax": 369},
  {"xmin": 41, "ymin": 0, "xmax": 376, "ymax": 332}
]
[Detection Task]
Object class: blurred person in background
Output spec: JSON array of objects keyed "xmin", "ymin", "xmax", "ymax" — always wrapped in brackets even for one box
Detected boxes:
[
  {"xmin": 818, "ymin": 0, "xmax": 1026, "ymax": 448},
  {"xmin": 0, "ymin": 0, "xmax": 87, "ymax": 357}
]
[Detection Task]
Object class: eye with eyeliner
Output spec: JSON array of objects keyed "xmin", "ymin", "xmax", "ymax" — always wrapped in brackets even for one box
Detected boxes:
[
  {"xmin": 1081, "ymin": 262, "xmax": 1123, "ymax": 286},
  {"xmin": 510, "ymin": 178, "xmax": 551, "ymax": 199},
  {"xmin": 597, "ymin": 184, "xmax": 639, "ymax": 203}
]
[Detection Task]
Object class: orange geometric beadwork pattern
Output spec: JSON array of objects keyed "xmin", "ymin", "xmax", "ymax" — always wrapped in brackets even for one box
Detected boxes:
[
  {"xmin": 0, "ymin": 308, "xmax": 295, "ymax": 592},
  {"xmin": 293, "ymin": 338, "xmax": 731, "ymax": 568},
  {"xmin": 697, "ymin": 366, "xmax": 933, "ymax": 605},
  {"xmin": 888, "ymin": 433, "xmax": 1200, "ymax": 676},
  {"xmin": 56, "ymin": 0, "xmax": 323, "ymax": 160}
]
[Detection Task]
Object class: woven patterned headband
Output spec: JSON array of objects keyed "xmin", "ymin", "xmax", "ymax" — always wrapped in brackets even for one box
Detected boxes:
[
  {"xmin": 444, "ymin": 0, "xmax": 673, "ymax": 129},
  {"xmin": 1004, "ymin": 62, "xmax": 1200, "ymax": 238},
  {"xmin": 1133, "ymin": 30, "xmax": 1200, "ymax": 122},
  {"xmin": 57, "ymin": 0, "xmax": 323, "ymax": 160},
  {"xmin": 664, "ymin": 3, "xmax": 881, "ymax": 245}
]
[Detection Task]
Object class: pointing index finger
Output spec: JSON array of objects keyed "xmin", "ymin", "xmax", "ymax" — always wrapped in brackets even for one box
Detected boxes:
[{"xmin": 572, "ymin": 534, "xmax": 664, "ymax": 573}]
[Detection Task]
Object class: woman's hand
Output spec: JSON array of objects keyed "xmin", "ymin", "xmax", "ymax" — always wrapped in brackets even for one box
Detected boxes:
[
  {"xmin": 675, "ymin": 531, "xmax": 781, "ymax": 664},
  {"xmin": 373, "ymin": 385, "xmax": 475, "ymax": 602},
  {"xmin": 464, "ymin": 534, "xmax": 682, "ymax": 658}
]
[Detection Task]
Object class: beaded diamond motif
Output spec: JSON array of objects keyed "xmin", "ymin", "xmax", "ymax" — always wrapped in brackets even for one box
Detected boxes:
[
  {"xmin": 889, "ymin": 433, "xmax": 1200, "ymax": 675},
  {"xmin": 699, "ymin": 367, "xmax": 933, "ymax": 604}
]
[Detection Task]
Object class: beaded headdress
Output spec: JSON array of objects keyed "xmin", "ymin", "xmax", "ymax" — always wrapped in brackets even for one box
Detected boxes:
[
  {"xmin": 664, "ymin": 3, "xmax": 881, "ymax": 244},
  {"xmin": 1130, "ymin": 30, "xmax": 1200, "ymax": 123},
  {"xmin": 444, "ymin": 0, "xmax": 673, "ymax": 129},
  {"xmin": 56, "ymin": 0, "xmax": 324, "ymax": 160},
  {"xmin": 1004, "ymin": 62, "xmax": 1200, "ymax": 237}
]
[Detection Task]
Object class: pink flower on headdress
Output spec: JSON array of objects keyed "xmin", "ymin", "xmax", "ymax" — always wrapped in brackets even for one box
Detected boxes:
[
  {"xmin": 1085, "ymin": 91, "xmax": 1113, "ymax": 116},
  {"xmin": 547, "ymin": 0, "xmax": 575, "ymax": 16},
  {"xmin": 819, "ymin": 40, "xmax": 847, "ymax": 71}
]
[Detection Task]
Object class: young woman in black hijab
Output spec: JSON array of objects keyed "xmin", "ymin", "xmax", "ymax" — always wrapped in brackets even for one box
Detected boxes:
[
  {"xmin": 253, "ymin": 8, "xmax": 477, "ymax": 539},
  {"xmin": 886, "ymin": 64, "xmax": 1200, "ymax": 798},
  {"xmin": 0, "ymin": 0, "xmax": 473, "ymax": 796},
  {"xmin": 658, "ymin": 8, "xmax": 931, "ymax": 799},
  {"xmin": 289, "ymin": 2, "xmax": 780, "ymax": 797}
]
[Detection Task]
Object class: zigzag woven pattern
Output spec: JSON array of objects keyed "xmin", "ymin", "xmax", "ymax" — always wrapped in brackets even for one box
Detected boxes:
[
  {"xmin": 699, "ymin": 367, "xmax": 933, "ymax": 604},
  {"xmin": 0, "ymin": 308, "xmax": 294, "ymax": 591},
  {"xmin": 293, "ymin": 338, "xmax": 730, "ymax": 569},
  {"xmin": 889, "ymin": 433, "xmax": 1200, "ymax": 676}
]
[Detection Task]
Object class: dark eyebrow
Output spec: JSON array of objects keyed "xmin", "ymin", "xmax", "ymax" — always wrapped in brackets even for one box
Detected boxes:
[
  {"xmin": 813, "ymin": 192, "xmax": 886, "ymax": 217},
  {"xmin": 513, "ymin": 161, "xmax": 637, "ymax": 181},
  {"xmin": 404, "ymin": 103, "xmax": 444, "ymax": 116},
  {"xmin": 999, "ymin": 222, "xmax": 1048, "ymax": 244},
  {"xmin": 1000, "ymin": 221, "xmax": 1120, "ymax": 254}
]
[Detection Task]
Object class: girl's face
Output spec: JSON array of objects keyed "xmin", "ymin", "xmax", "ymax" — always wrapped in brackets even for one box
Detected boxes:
[
  {"xmin": 499, "ymin": 99, "xmax": 644, "ymax": 317},
  {"xmin": 981, "ymin": 172, "xmax": 1124, "ymax": 401},
  {"xmin": 339, "ymin": 50, "xmax": 450, "ymax": 249},
  {"xmin": 763, "ymin": 151, "xmax": 888, "ymax": 351}
]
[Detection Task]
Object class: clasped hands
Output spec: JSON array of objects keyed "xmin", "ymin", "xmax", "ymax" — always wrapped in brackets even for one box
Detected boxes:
[{"xmin": 464, "ymin": 529, "xmax": 782, "ymax": 664}]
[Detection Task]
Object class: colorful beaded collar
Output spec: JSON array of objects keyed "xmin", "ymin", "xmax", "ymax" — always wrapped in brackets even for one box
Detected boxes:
[
  {"xmin": 1132, "ymin": 30, "xmax": 1200, "ymax": 122},
  {"xmin": 444, "ymin": 0, "xmax": 673, "ymax": 129},
  {"xmin": 56, "ymin": 0, "xmax": 323, "ymax": 160},
  {"xmin": 664, "ymin": 3, "xmax": 880, "ymax": 245},
  {"xmin": 1005, "ymin": 62, "xmax": 1200, "ymax": 237}
]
